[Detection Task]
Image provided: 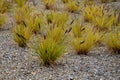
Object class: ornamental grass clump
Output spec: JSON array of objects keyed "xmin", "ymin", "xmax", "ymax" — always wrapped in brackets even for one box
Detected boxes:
[
  {"xmin": 71, "ymin": 21, "xmax": 101, "ymax": 55},
  {"xmin": 84, "ymin": 0, "xmax": 95, "ymax": 6},
  {"xmin": 13, "ymin": 5, "xmax": 44, "ymax": 47},
  {"xmin": 0, "ymin": 14, "xmax": 5, "ymax": 28},
  {"xmin": 0, "ymin": 0, "xmax": 12, "ymax": 13},
  {"xmin": 66, "ymin": 1, "xmax": 79, "ymax": 13},
  {"xmin": 13, "ymin": 24, "xmax": 33, "ymax": 47},
  {"xmin": 42, "ymin": 0, "xmax": 56, "ymax": 9},
  {"xmin": 31, "ymin": 14, "xmax": 44, "ymax": 34},
  {"xmin": 13, "ymin": 0, "xmax": 27, "ymax": 7},
  {"xmin": 30, "ymin": 25, "xmax": 69, "ymax": 66},
  {"xmin": 46, "ymin": 12, "xmax": 53, "ymax": 24},
  {"xmin": 104, "ymin": 27, "xmax": 120, "ymax": 54},
  {"xmin": 62, "ymin": 0, "xmax": 70, "ymax": 3},
  {"xmin": 83, "ymin": 5, "xmax": 118, "ymax": 31},
  {"xmin": 52, "ymin": 12, "xmax": 68, "ymax": 27},
  {"xmin": 83, "ymin": 5, "xmax": 104, "ymax": 22},
  {"xmin": 14, "ymin": 4, "xmax": 44, "ymax": 34},
  {"xmin": 31, "ymin": 37, "xmax": 66, "ymax": 66},
  {"xmin": 46, "ymin": 11, "xmax": 69, "ymax": 28},
  {"xmin": 93, "ymin": 13, "xmax": 118, "ymax": 31},
  {"xmin": 14, "ymin": 4, "xmax": 33, "ymax": 25}
]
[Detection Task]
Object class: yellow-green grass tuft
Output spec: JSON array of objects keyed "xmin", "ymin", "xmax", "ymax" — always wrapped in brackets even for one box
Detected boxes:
[
  {"xmin": 13, "ymin": 24, "xmax": 33, "ymax": 47},
  {"xmin": 30, "ymin": 25, "xmax": 69, "ymax": 66},
  {"xmin": 71, "ymin": 22, "xmax": 101, "ymax": 55},
  {"xmin": 42, "ymin": 0, "xmax": 56, "ymax": 9},
  {"xmin": 104, "ymin": 27, "xmax": 120, "ymax": 54},
  {"xmin": 0, "ymin": 14, "xmax": 5, "ymax": 28}
]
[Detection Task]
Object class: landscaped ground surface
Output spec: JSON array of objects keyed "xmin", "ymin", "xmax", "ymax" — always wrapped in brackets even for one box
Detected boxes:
[{"xmin": 0, "ymin": 0, "xmax": 120, "ymax": 80}]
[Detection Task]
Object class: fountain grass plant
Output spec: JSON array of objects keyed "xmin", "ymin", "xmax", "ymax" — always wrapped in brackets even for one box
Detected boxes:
[
  {"xmin": 104, "ymin": 26, "xmax": 120, "ymax": 54},
  {"xmin": 66, "ymin": 1, "xmax": 79, "ymax": 13},
  {"xmin": 83, "ymin": 5, "xmax": 104, "ymax": 22},
  {"xmin": 14, "ymin": 4, "xmax": 33, "ymax": 25},
  {"xmin": 13, "ymin": 24, "xmax": 33, "ymax": 47},
  {"xmin": 30, "ymin": 24, "xmax": 69, "ymax": 66},
  {"xmin": 83, "ymin": 4, "xmax": 118, "ymax": 31},
  {"xmin": 13, "ymin": 0, "xmax": 27, "ymax": 7},
  {"xmin": 93, "ymin": 13, "xmax": 118, "ymax": 31},
  {"xmin": 42, "ymin": 0, "xmax": 56, "ymax": 9},
  {"xmin": 46, "ymin": 11, "xmax": 69, "ymax": 29},
  {"xmin": 62, "ymin": 0, "xmax": 70, "ymax": 3},
  {"xmin": 0, "ymin": 14, "xmax": 5, "ymax": 28},
  {"xmin": 70, "ymin": 21, "xmax": 101, "ymax": 55},
  {"xmin": 0, "ymin": 0, "xmax": 12, "ymax": 13}
]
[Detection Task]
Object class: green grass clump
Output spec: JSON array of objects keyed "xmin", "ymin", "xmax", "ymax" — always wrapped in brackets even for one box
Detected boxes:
[
  {"xmin": 14, "ymin": 4, "xmax": 44, "ymax": 34},
  {"xmin": 14, "ymin": 4, "xmax": 33, "ymax": 25},
  {"xmin": 0, "ymin": 0, "xmax": 12, "ymax": 13},
  {"xmin": 30, "ymin": 25, "xmax": 68, "ymax": 66},
  {"xmin": 83, "ymin": 5, "xmax": 118, "ymax": 31},
  {"xmin": 31, "ymin": 14, "xmax": 44, "ymax": 34},
  {"xmin": 104, "ymin": 27, "xmax": 120, "ymax": 54},
  {"xmin": 13, "ymin": 0, "xmax": 27, "ymax": 7},
  {"xmin": 66, "ymin": 1, "xmax": 79, "ymax": 13},
  {"xmin": 46, "ymin": 11, "xmax": 69, "ymax": 28},
  {"xmin": 83, "ymin": 5, "xmax": 104, "ymax": 22},
  {"xmin": 13, "ymin": 4, "xmax": 45, "ymax": 47},
  {"xmin": 84, "ymin": 0, "xmax": 95, "ymax": 6},
  {"xmin": 70, "ymin": 21, "xmax": 101, "ymax": 55},
  {"xmin": 0, "ymin": 14, "xmax": 5, "ymax": 28},
  {"xmin": 93, "ymin": 13, "xmax": 118, "ymax": 30},
  {"xmin": 13, "ymin": 24, "xmax": 33, "ymax": 47},
  {"xmin": 31, "ymin": 37, "xmax": 66, "ymax": 66},
  {"xmin": 42, "ymin": 0, "xmax": 56, "ymax": 9},
  {"xmin": 62, "ymin": 0, "xmax": 70, "ymax": 3}
]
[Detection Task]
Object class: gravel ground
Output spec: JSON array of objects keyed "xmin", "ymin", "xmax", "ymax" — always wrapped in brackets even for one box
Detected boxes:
[{"xmin": 0, "ymin": 1, "xmax": 120, "ymax": 80}]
